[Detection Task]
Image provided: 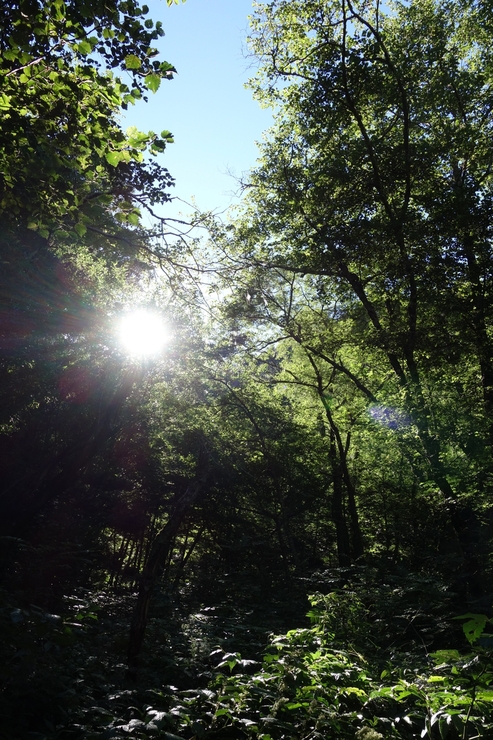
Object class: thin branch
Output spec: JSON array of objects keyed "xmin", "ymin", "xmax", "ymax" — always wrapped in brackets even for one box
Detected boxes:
[
  {"xmin": 304, "ymin": 344, "xmax": 378, "ymax": 402},
  {"xmin": 6, "ymin": 56, "xmax": 45, "ymax": 76}
]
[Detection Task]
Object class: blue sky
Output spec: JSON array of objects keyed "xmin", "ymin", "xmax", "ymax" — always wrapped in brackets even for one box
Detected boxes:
[{"xmin": 123, "ymin": 0, "xmax": 272, "ymax": 221}]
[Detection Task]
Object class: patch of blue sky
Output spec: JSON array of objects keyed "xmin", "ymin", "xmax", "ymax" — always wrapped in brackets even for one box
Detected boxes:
[{"xmin": 122, "ymin": 0, "xmax": 273, "ymax": 223}]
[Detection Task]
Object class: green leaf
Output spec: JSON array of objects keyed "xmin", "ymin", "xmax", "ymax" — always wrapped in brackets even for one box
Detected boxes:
[
  {"xmin": 105, "ymin": 151, "xmax": 122, "ymax": 166},
  {"xmin": 145, "ymin": 73, "xmax": 161, "ymax": 93},
  {"xmin": 454, "ymin": 613, "xmax": 489, "ymax": 645},
  {"xmin": 431, "ymin": 650, "xmax": 461, "ymax": 664},
  {"xmin": 159, "ymin": 60, "xmax": 176, "ymax": 73},
  {"xmin": 344, "ymin": 686, "xmax": 367, "ymax": 697},
  {"xmin": 126, "ymin": 126, "xmax": 151, "ymax": 147},
  {"xmin": 125, "ymin": 54, "xmax": 142, "ymax": 70},
  {"xmin": 74, "ymin": 222, "xmax": 87, "ymax": 237},
  {"xmin": 77, "ymin": 40, "xmax": 92, "ymax": 55}
]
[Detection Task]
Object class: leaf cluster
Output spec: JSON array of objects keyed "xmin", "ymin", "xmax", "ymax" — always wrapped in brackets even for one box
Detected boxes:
[{"xmin": 0, "ymin": 0, "xmax": 181, "ymax": 232}]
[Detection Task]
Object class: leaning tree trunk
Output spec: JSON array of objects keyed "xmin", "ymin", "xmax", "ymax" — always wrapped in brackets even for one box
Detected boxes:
[
  {"xmin": 342, "ymin": 255, "xmax": 486, "ymax": 597},
  {"xmin": 126, "ymin": 469, "xmax": 209, "ymax": 679}
]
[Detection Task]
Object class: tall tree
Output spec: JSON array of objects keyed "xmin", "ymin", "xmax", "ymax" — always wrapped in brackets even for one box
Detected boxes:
[{"xmin": 216, "ymin": 0, "xmax": 493, "ymax": 594}]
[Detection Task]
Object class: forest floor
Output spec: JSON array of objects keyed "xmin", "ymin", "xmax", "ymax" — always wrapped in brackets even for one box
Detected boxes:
[{"xmin": 1, "ymin": 565, "xmax": 492, "ymax": 740}]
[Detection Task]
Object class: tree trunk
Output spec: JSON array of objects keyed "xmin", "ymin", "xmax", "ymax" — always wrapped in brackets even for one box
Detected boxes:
[
  {"xmin": 329, "ymin": 429, "xmax": 351, "ymax": 567},
  {"xmin": 343, "ymin": 250, "xmax": 485, "ymax": 597},
  {"xmin": 334, "ymin": 429, "xmax": 364, "ymax": 561},
  {"xmin": 126, "ymin": 475, "xmax": 208, "ymax": 679}
]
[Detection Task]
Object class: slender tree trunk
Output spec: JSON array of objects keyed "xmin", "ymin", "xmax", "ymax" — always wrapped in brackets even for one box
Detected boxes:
[
  {"xmin": 462, "ymin": 237, "xmax": 493, "ymax": 451},
  {"xmin": 272, "ymin": 514, "xmax": 292, "ymax": 575},
  {"xmin": 308, "ymin": 353, "xmax": 363, "ymax": 563},
  {"xmin": 126, "ymin": 473, "xmax": 208, "ymax": 679},
  {"xmin": 408, "ymin": 389, "xmax": 484, "ymax": 598},
  {"xmin": 335, "ymin": 430, "xmax": 364, "ymax": 560},
  {"xmin": 329, "ymin": 429, "xmax": 351, "ymax": 567},
  {"xmin": 172, "ymin": 525, "xmax": 205, "ymax": 589},
  {"xmin": 342, "ymin": 246, "xmax": 485, "ymax": 597},
  {"xmin": 110, "ymin": 535, "xmax": 130, "ymax": 589}
]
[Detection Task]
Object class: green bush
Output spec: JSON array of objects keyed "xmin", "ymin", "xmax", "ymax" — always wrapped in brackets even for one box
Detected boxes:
[{"xmin": 155, "ymin": 593, "xmax": 493, "ymax": 740}]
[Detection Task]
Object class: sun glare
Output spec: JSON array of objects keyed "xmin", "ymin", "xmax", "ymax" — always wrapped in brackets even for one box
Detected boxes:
[{"xmin": 117, "ymin": 309, "xmax": 171, "ymax": 357}]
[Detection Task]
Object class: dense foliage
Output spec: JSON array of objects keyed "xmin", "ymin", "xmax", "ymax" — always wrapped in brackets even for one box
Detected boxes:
[
  {"xmin": 210, "ymin": 0, "xmax": 493, "ymax": 594},
  {"xmin": 1, "ymin": 0, "xmax": 493, "ymax": 738}
]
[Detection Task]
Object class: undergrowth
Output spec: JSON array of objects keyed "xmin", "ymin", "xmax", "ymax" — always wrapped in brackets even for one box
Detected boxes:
[{"xmin": 1, "ymin": 568, "xmax": 492, "ymax": 739}]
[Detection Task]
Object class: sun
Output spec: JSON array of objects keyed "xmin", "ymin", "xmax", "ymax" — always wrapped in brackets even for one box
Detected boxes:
[{"xmin": 117, "ymin": 309, "xmax": 171, "ymax": 357}]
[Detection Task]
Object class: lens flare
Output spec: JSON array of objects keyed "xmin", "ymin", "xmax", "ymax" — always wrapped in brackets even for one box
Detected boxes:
[{"xmin": 368, "ymin": 404, "xmax": 410, "ymax": 430}]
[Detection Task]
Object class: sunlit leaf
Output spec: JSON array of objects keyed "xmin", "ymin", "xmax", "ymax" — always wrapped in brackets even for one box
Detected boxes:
[
  {"xmin": 145, "ymin": 73, "xmax": 161, "ymax": 93},
  {"xmin": 124, "ymin": 54, "xmax": 142, "ymax": 69}
]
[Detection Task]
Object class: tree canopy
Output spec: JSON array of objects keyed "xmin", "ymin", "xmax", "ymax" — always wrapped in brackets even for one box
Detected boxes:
[{"xmin": 207, "ymin": 0, "xmax": 493, "ymax": 590}]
